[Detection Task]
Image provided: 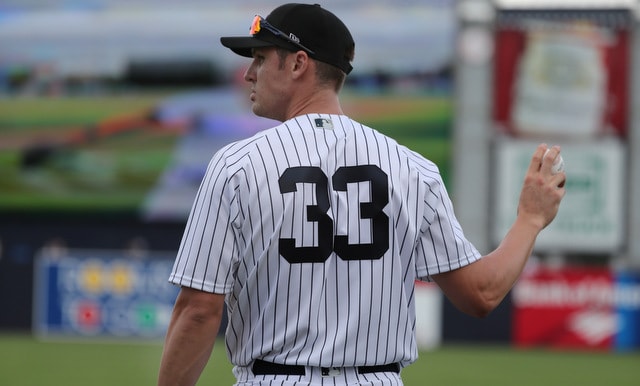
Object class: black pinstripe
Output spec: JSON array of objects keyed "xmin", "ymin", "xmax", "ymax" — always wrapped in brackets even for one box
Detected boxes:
[{"xmin": 169, "ymin": 114, "xmax": 481, "ymax": 377}]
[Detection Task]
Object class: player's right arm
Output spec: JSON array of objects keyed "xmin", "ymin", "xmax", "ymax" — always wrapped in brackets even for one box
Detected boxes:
[
  {"xmin": 432, "ymin": 144, "xmax": 565, "ymax": 318},
  {"xmin": 158, "ymin": 287, "xmax": 225, "ymax": 386}
]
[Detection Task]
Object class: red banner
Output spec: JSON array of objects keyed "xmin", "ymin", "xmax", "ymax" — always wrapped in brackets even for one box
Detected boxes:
[
  {"xmin": 493, "ymin": 10, "xmax": 630, "ymax": 138},
  {"xmin": 512, "ymin": 266, "xmax": 614, "ymax": 350}
]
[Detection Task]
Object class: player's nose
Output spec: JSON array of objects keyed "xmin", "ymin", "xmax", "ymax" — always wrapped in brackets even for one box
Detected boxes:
[{"xmin": 244, "ymin": 64, "xmax": 256, "ymax": 83}]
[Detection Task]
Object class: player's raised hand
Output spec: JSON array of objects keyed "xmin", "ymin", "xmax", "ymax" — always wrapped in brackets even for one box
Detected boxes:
[{"xmin": 517, "ymin": 144, "xmax": 566, "ymax": 231}]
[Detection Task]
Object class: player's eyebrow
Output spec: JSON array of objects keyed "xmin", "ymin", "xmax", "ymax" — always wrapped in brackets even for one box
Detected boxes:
[{"xmin": 251, "ymin": 47, "xmax": 271, "ymax": 57}]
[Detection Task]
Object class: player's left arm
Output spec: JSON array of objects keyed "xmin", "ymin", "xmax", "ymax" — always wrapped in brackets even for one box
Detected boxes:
[
  {"xmin": 158, "ymin": 287, "xmax": 225, "ymax": 386},
  {"xmin": 431, "ymin": 215, "xmax": 541, "ymax": 318},
  {"xmin": 432, "ymin": 144, "xmax": 565, "ymax": 318}
]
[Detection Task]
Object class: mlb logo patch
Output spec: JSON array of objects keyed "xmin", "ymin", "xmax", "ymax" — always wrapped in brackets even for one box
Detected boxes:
[{"xmin": 314, "ymin": 118, "xmax": 333, "ymax": 130}]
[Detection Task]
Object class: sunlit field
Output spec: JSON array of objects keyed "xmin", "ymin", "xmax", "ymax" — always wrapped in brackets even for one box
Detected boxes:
[
  {"xmin": 0, "ymin": 92, "xmax": 452, "ymax": 212},
  {"xmin": 0, "ymin": 334, "xmax": 638, "ymax": 386}
]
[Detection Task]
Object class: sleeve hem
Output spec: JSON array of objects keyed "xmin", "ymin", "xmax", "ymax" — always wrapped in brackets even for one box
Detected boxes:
[{"xmin": 168, "ymin": 275, "xmax": 231, "ymax": 294}]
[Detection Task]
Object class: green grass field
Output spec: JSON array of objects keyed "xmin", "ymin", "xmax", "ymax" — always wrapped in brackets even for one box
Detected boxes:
[
  {"xmin": 0, "ymin": 334, "xmax": 638, "ymax": 386},
  {"xmin": 0, "ymin": 92, "xmax": 452, "ymax": 212}
]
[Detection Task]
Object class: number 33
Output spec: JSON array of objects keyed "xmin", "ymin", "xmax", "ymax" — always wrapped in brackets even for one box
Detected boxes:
[{"xmin": 278, "ymin": 165, "xmax": 389, "ymax": 263}]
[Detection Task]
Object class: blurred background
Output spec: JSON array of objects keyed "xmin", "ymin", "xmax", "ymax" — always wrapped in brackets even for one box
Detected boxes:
[{"xmin": 0, "ymin": 0, "xmax": 639, "ymax": 385}]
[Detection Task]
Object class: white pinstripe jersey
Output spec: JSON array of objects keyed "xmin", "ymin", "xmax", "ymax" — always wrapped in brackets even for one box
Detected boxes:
[{"xmin": 169, "ymin": 114, "xmax": 481, "ymax": 370}]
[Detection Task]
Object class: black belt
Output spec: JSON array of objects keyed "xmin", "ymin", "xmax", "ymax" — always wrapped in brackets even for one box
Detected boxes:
[{"xmin": 252, "ymin": 359, "xmax": 400, "ymax": 376}]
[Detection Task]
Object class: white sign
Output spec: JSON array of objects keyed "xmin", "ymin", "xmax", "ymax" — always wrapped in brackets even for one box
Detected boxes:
[
  {"xmin": 492, "ymin": 139, "xmax": 625, "ymax": 252},
  {"xmin": 414, "ymin": 282, "xmax": 442, "ymax": 350},
  {"xmin": 512, "ymin": 24, "xmax": 608, "ymax": 137}
]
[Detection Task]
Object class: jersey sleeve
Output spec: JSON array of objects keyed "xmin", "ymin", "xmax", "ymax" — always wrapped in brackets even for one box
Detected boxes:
[
  {"xmin": 414, "ymin": 173, "xmax": 481, "ymax": 281},
  {"xmin": 168, "ymin": 151, "xmax": 239, "ymax": 294}
]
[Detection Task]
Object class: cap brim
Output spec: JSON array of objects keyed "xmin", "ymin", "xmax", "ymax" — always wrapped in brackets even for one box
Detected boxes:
[{"xmin": 220, "ymin": 36, "xmax": 276, "ymax": 58}]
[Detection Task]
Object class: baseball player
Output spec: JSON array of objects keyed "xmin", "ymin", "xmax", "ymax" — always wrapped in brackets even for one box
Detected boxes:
[{"xmin": 158, "ymin": 4, "xmax": 566, "ymax": 386}]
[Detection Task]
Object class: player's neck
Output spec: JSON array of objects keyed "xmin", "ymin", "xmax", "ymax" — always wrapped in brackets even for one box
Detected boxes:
[{"xmin": 285, "ymin": 88, "xmax": 344, "ymax": 121}]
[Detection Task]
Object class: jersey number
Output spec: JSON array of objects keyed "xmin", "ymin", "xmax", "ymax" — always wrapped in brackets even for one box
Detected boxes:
[{"xmin": 278, "ymin": 165, "xmax": 389, "ymax": 263}]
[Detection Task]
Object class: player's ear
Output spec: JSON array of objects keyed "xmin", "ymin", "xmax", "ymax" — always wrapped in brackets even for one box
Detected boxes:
[{"xmin": 291, "ymin": 51, "xmax": 311, "ymax": 78}]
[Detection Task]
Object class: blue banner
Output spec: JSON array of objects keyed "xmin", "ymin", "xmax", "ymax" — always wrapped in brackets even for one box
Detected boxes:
[
  {"xmin": 33, "ymin": 250, "xmax": 179, "ymax": 339},
  {"xmin": 615, "ymin": 271, "xmax": 640, "ymax": 351}
]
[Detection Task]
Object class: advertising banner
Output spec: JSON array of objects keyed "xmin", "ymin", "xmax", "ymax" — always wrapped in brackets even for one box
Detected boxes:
[
  {"xmin": 33, "ymin": 249, "xmax": 179, "ymax": 339},
  {"xmin": 493, "ymin": 9, "xmax": 631, "ymax": 138},
  {"xmin": 512, "ymin": 265, "xmax": 640, "ymax": 351},
  {"xmin": 492, "ymin": 139, "xmax": 625, "ymax": 253}
]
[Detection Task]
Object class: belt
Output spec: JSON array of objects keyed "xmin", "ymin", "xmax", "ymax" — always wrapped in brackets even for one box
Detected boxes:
[{"xmin": 252, "ymin": 359, "xmax": 400, "ymax": 376}]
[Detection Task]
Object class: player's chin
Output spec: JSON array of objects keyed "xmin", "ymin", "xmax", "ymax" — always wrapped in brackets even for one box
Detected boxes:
[{"xmin": 251, "ymin": 103, "xmax": 263, "ymax": 116}]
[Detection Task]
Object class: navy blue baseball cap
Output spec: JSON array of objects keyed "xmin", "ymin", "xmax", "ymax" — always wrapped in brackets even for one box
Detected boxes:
[{"xmin": 220, "ymin": 3, "xmax": 354, "ymax": 74}]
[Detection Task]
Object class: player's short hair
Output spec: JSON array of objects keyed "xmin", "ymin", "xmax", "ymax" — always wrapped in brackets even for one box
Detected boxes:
[
  {"xmin": 315, "ymin": 60, "xmax": 348, "ymax": 92},
  {"xmin": 275, "ymin": 47, "xmax": 349, "ymax": 92}
]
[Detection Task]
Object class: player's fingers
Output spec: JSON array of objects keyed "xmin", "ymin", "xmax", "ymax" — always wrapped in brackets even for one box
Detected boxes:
[
  {"xmin": 553, "ymin": 170, "xmax": 567, "ymax": 189},
  {"xmin": 527, "ymin": 143, "xmax": 548, "ymax": 174},
  {"xmin": 544, "ymin": 145, "xmax": 561, "ymax": 161},
  {"xmin": 540, "ymin": 145, "xmax": 557, "ymax": 174}
]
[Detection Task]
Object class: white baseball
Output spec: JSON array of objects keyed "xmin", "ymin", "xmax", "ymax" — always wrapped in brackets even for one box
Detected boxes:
[{"xmin": 544, "ymin": 148, "xmax": 564, "ymax": 174}]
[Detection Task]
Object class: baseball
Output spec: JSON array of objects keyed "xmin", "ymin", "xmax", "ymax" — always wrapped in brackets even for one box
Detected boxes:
[{"xmin": 544, "ymin": 148, "xmax": 564, "ymax": 175}]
